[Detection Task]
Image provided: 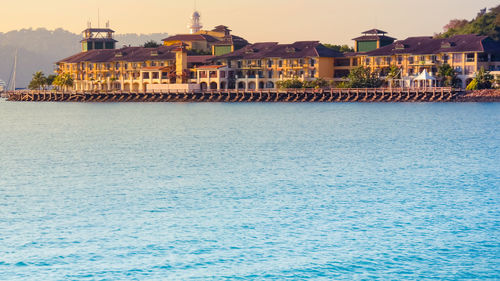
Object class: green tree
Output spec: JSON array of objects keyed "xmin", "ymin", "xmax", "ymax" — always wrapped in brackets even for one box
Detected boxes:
[
  {"xmin": 276, "ymin": 79, "xmax": 303, "ymax": 89},
  {"xmin": 437, "ymin": 5, "xmax": 500, "ymax": 41},
  {"xmin": 53, "ymin": 73, "xmax": 74, "ymax": 92},
  {"xmin": 46, "ymin": 74, "xmax": 57, "ymax": 87},
  {"xmin": 28, "ymin": 71, "xmax": 47, "ymax": 90},
  {"xmin": 323, "ymin": 44, "xmax": 355, "ymax": 53},
  {"xmin": 475, "ymin": 67, "xmax": 494, "ymax": 89},
  {"xmin": 437, "ymin": 63, "xmax": 460, "ymax": 87},
  {"xmin": 303, "ymin": 78, "xmax": 329, "ymax": 89},
  {"xmin": 466, "ymin": 67, "xmax": 494, "ymax": 90},
  {"xmin": 340, "ymin": 66, "xmax": 383, "ymax": 88},
  {"xmin": 143, "ymin": 40, "xmax": 160, "ymax": 48}
]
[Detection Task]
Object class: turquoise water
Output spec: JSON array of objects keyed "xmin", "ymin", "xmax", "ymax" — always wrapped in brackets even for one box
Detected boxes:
[{"xmin": 0, "ymin": 101, "xmax": 499, "ymax": 280}]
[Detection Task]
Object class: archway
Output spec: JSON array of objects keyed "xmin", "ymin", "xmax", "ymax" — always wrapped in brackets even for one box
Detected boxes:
[
  {"xmin": 200, "ymin": 82, "xmax": 208, "ymax": 91},
  {"xmin": 132, "ymin": 83, "xmax": 140, "ymax": 92},
  {"xmin": 210, "ymin": 82, "xmax": 218, "ymax": 90},
  {"xmin": 266, "ymin": 81, "xmax": 275, "ymax": 89},
  {"xmin": 123, "ymin": 83, "xmax": 130, "ymax": 91},
  {"xmin": 220, "ymin": 81, "xmax": 227, "ymax": 90},
  {"xmin": 237, "ymin": 81, "xmax": 246, "ymax": 89},
  {"xmin": 259, "ymin": 81, "xmax": 265, "ymax": 89},
  {"xmin": 248, "ymin": 81, "xmax": 256, "ymax": 90}
]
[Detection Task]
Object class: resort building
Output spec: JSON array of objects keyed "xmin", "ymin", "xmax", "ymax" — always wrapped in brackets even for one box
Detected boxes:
[
  {"xmin": 55, "ymin": 12, "xmax": 500, "ymax": 91},
  {"xmin": 356, "ymin": 34, "xmax": 500, "ymax": 88},
  {"xmin": 208, "ymin": 41, "xmax": 343, "ymax": 90}
]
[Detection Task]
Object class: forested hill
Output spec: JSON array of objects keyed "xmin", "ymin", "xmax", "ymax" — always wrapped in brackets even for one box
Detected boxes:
[
  {"xmin": 0, "ymin": 28, "xmax": 168, "ymax": 88},
  {"xmin": 437, "ymin": 5, "xmax": 500, "ymax": 41}
]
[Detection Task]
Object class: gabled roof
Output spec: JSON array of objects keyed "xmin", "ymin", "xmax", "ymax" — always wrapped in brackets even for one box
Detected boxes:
[
  {"xmin": 214, "ymin": 41, "xmax": 343, "ymax": 60},
  {"xmin": 352, "ymin": 35, "xmax": 396, "ymax": 41},
  {"xmin": 57, "ymin": 45, "xmax": 180, "ymax": 63},
  {"xmin": 364, "ymin": 34, "xmax": 500, "ymax": 56},
  {"xmin": 362, "ymin": 29, "xmax": 387, "ymax": 35},
  {"xmin": 162, "ymin": 34, "xmax": 218, "ymax": 42}
]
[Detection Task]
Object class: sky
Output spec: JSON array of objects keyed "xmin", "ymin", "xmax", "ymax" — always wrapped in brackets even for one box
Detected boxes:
[{"xmin": 1, "ymin": 0, "xmax": 498, "ymax": 45}]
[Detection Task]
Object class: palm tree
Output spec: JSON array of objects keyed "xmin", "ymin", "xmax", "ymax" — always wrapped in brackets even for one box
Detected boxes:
[
  {"xmin": 28, "ymin": 71, "xmax": 47, "ymax": 90},
  {"xmin": 437, "ymin": 64, "xmax": 459, "ymax": 87},
  {"xmin": 53, "ymin": 73, "xmax": 74, "ymax": 92}
]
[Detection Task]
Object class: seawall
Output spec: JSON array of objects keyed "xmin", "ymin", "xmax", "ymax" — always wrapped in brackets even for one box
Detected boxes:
[{"xmin": 7, "ymin": 88, "xmax": 464, "ymax": 103}]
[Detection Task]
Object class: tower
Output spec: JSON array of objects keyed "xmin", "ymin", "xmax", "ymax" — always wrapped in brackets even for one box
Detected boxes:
[
  {"xmin": 189, "ymin": 11, "xmax": 203, "ymax": 34},
  {"xmin": 81, "ymin": 21, "xmax": 117, "ymax": 52}
]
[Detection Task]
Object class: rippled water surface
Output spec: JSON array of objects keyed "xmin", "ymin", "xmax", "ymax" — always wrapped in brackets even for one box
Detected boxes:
[{"xmin": 0, "ymin": 101, "xmax": 499, "ymax": 280}]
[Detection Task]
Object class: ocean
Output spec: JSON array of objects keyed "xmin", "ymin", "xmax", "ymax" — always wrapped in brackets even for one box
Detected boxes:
[{"xmin": 0, "ymin": 101, "xmax": 499, "ymax": 280}]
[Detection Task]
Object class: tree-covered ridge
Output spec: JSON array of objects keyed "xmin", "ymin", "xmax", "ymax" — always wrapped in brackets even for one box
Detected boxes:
[{"xmin": 437, "ymin": 5, "xmax": 500, "ymax": 41}]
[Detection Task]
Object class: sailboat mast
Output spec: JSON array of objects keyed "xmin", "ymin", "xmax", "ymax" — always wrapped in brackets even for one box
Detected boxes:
[{"xmin": 9, "ymin": 49, "xmax": 18, "ymax": 91}]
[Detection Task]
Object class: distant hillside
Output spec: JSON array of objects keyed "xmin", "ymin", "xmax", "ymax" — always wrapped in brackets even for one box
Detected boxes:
[
  {"xmin": 0, "ymin": 28, "xmax": 168, "ymax": 88},
  {"xmin": 437, "ymin": 5, "xmax": 500, "ymax": 40}
]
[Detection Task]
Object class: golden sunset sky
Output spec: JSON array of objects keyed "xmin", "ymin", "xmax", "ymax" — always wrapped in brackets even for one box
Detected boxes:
[{"xmin": 1, "ymin": 0, "xmax": 498, "ymax": 45}]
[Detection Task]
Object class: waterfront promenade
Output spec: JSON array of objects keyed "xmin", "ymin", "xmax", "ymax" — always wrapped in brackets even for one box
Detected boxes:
[{"xmin": 7, "ymin": 87, "xmax": 464, "ymax": 102}]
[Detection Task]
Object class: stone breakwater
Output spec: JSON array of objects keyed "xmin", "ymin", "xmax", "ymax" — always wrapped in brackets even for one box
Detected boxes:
[
  {"xmin": 7, "ymin": 88, "xmax": 464, "ymax": 102},
  {"xmin": 455, "ymin": 89, "xmax": 500, "ymax": 102}
]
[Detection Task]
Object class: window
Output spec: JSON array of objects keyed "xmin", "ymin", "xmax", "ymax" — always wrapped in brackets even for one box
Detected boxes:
[
  {"xmin": 310, "ymin": 59, "xmax": 316, "ymax": 67},
  {"xmin": 397, "ymin": 56, "xmax": 403, "ymax": 64},
  {"xmin": 220, "ymin": 71, "xmax": 226, "ymax": 78},
  {"xmin": 278, "ymin": 60, "xmax": 283, "ymax": 67},
  {"xmin": 365, "ymin": 58, "xmax": 371, "ymax": 64},
  {"xmin": 442, "ymin": 54, "xmax": 449, "ymax": 64},
  {"xmin": 466, "ymin": 53, "xmax": 475, "ymax": 62},
  {"xmin": 420, "ymin": 56, "xmax": 425, "ymax": 63},
  {"xmin": 151, "ymin": 61, "xmax": 157, "ymax": 66},
  {"xmin": 200, "ymin": 71, "xmax": 207, "ymax": 78},
  {"xmin": 453, "ymin": 53, "xmax": 463, "ymax": 63},
  {"xmin": 267, "ymin": 60, "xmax": 272, "ymax": 67},
  {"xmin": 209, "ymin": 71, "xmax": 217, "ymax": 78},
  {"xmin": 375, "ymin": 57, "xmax": 381, "ymax": 65},
  {"xmin": 257, "ymin": 60, "xmax": 262, "ymax": 67},
  {"xmin": 408, "ymin": 57, "xmax": 414, "ymax": 64},
  {"xmin": 268, "ymin": 70, "xmax": 273, "ymax": 78},
  {"xmin": 143, "ymin": 72, "xmax": 150, "ymax": 79},
  {"xmin": 237, "ymin": 61, "xmax": 242, "ymax": 68},
  {"xmin": 152, "ymin": 72, "xmax": 159, "ymax": 79}
]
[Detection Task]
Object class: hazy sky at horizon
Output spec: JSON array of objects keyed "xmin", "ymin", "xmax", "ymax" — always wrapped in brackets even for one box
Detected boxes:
[{"xmin": 1, "ymin": 0, "xmax": 498, "ymax": 45}]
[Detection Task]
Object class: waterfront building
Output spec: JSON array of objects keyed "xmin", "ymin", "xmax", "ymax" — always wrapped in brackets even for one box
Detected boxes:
[
  {"xmin": 209, "ymin": 41, "xmax": 343, "ymax": 90},
  {"xmin": 356, "ymin": 34, "xmax": 500, "ymax": 88},
  {"xmin": 55, "ymin": 15, "xmax": 500, "ymax": 91},
  {"xmin": 57, "ymin": 44, "xmax": 212, "ymax": 91}
]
